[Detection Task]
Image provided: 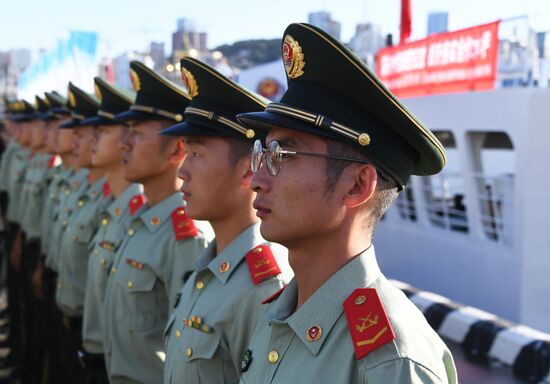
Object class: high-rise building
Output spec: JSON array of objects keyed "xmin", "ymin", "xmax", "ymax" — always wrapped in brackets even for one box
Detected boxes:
[
  {"xmin": 149, "ymin": 42, "xmax": 166, "ymax": 71},
  {"xmin": 308, "ymin": 11, "xmax": 341, "ymax": 40},
  {"xmin": 348, "ymin": 23, "xmax": 384, "ymax": 69},
  {"xmin": 427, "ymin": 12, "xmax": 449, "ymax": 36},
  {"xmin": 0, "ymin": 48, "xmax": 31, "ymax": 106},
  {"xmin": 172, "ymin": 18, "xmax": 208, "ymax": 58}
]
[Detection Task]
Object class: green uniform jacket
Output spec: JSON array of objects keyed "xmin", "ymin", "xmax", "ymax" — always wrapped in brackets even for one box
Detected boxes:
[
  {"xmin": 6, "ymin": 146, "xmax": 31, "ymax": 224},
  {"xmin": 0, "ymin": 139, "xmax": 19, "ymax": 192},
  {"xmin": 239, "ymin": 247, "xmax": 458, "ymax": 384},
  {"xmin": 56, "ymin": 177, "xmax": 109, "ymax": 317},
  {"xmin": 20, "ymin": 153, "xmax": 50, "ymax": 240},
  {"xmin": 47, "ymin": 168, "xmax": 89, "ymax": 273},
  {"xmin": 82, "ymin": 183, "xmax": 143, "ymax": 354},
  {"xmin": 40, "ymin": 163, "xmax": 67, "ymax": 256},
  {"xmin": 103, "ymin": 192, "xmax": 212, "ymax": 384},
  {"xmin": 164, "ymin": 223, "xmax": 292, "ymax": 384}
]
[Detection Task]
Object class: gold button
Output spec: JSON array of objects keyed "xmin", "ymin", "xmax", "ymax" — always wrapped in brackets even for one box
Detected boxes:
[
  {"xmin": 101, "ymin": 218, "xmax": 108, "ymax": 226},
  {"xmin": 72, "ymin": 235, "xmax": 77, "ymax": 241},
  {"xmin": 246, "ymin": 129, "xmax": 255, "ymax": 139},
  {"xmin": 100, "ymin": 259, "xmax": 106, "ymax": 265},
  {"xmin": 127, "ymin": 281, "xmax": 133, "ymax": 288},
  {"xmin": 94, "ymin": 249, "xmax": 99, "ymax": 255},
  {"xmin": 195, "ymin": 280, "xmax": 204, "ymax": 290},
  {"xmin": 111, "ymin": 267, "xmax": 117, "ymax": 273},
  {"xmin": 77, "ymin": 200, "xmax": 84, "ymax": 207},
  {"xmin": 357, "ymin": 133, "xmax": 371, "ymax": 146},
  {"xmin": 268, "ymin": 350, "xmax": 279, "ymax": 364},
  {"xmin": 127, "ymin": 229, "xmax": 134, "ymax": 236},
  {"xmin": 185, "ymin": 347, "xmax": 193, "ymax": 357},
  {"xmin": 175, "ymin": 330, "xmax": 181, "ymax": 338},
  {"xmin": 354, "ymin": 295, "xmax": 367, "ymax": 305},
  {"xmin": 57, "ymin": 283, "xmax": 62, "ymax": 289}
]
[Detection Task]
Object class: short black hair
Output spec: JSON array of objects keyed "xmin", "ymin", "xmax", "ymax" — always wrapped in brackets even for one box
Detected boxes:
[
  {"xmin": 323, "ymin": 138, "xmax": 399, "ymax": 228},
  {"xmin": 226, "ymin": 137, "xmax": 252, "ymax": 165}
]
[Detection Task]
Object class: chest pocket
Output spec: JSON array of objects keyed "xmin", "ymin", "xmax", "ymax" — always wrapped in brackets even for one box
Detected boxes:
[
  {"xmin": 175, "ymin": 329, "xmax": 223, "ymax": 384},
  {"xmin": 125, "ymin": 266, "xmax": 160, "ymax": 332},
  {"xmin": 73, "ymin": 222, "xmax": 95, "ymax": 244}
]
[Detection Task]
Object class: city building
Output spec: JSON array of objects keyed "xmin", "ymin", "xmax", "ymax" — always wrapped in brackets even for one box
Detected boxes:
[
  {"xmin": 308, "ymin": 11, "xmax": 341, "ymax": 40},
  {"xmin": 427, "ymin": 12, "xmax": 449, "ymax": 36}
]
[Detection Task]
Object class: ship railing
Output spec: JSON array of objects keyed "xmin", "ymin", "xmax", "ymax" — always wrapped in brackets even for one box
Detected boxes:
[
  {"xmin": 472, "ymin": 173, "xmax": 514, "ymax": 245},
  {"xmin": 422, "ymin": 172, "xmax": 469, "ymax": 233}
]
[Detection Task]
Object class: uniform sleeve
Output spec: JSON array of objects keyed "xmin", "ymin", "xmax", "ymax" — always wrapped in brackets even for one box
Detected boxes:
[{"xmin": 364, "ymin": 357, "xmax": 453, "ymax": 384}]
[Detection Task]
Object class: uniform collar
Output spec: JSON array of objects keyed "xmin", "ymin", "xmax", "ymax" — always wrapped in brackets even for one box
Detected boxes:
[
  {"xmin": 86, "ymin": 176, "xmax": 106, "ymax": 201},
  {"xmin": 266, "ymin": 246, "xmax": 381, "ymax": 356},
  {"xmin": 138, "ymin": 191, "xmax": 184, "ymax": 233},
  {"xmin": 195, "ymin": 223, "xmax": 265, "ymax": 285},
  {"xmin": 107, "ymin": 183, "xmax": 143, "ymax": 222}
]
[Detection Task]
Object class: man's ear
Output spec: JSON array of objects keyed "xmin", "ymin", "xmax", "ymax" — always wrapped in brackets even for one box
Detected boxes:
[
  {"xmin": 239, "ymin": 158, "xmax": 254, "ymax": 188},
  {"xmin": 168, "ymin": 138, "xmax": 186, "ymax": 164},
  {"xmin": 343, "ymin": 164, "xmax": 378, "ymax": 208}
]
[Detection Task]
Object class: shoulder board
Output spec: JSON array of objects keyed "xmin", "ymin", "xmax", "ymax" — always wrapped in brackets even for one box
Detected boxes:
[
  {"xmin": 129, "ymin": 194, "xmax": 146, "ymax": 216},
  {"xmin": 343, "ymin": 288, "xmax": 395, "ymax": 360},
  {"xmin": 47, "ymin": 154, "xmax": 60, "ymax": 168},
  {"xmin": 171, "ymin": 207, "xmax": 198, "ymax": 240},
  {"xmin": 261, "ymin": 285, "xmax": 287, "ymax": 304},
  {"xmin": 245, "ymin": 245, "xmax": 281, "ymax": 285},
  {"xmin": 102, "ymin": 183, "xmax": 111, "ymax": 198}
]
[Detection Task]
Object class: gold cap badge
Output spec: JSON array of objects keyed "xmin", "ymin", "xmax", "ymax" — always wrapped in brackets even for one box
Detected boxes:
[
  {"xmin": 181, "ymin": 68, "xmax": 199, "ymax": 97},
  {"xmin": 95, "ymin": 84, "xmax": 102, "ymax": 101},
  {"xmin": 282, "ymin": 35, "xmax": 305, "ymax": 79},
  {"xmin": 68, "ymin": 90, "xmax": 76, "ymax": 108},
  {"xmin": 130, "ymin": 69, "xmax": 141, "ymax": 92}
]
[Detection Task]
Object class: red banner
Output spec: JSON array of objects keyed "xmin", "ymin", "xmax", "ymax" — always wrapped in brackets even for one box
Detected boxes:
[{"xmin": 376, "ymin": 21, "xmax": 500, "ymax": 98}]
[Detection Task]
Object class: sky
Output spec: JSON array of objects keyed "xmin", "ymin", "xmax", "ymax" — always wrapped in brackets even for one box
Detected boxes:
[{"xmin": 2, "ymin": 0, "xmax": 550, "ymax": 59}]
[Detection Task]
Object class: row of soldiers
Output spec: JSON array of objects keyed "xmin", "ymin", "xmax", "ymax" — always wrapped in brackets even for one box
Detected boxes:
[{"xmin": 0, "ymin": 22, "xmax": 457, "ymax": 384}]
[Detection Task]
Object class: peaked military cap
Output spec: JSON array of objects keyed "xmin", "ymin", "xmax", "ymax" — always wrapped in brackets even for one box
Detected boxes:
[
  {"xmin": 59, "ymin": 82, "xmax": 100, "ymax": 128},
  {"xmin": 115, "ymin": 61, "xmax": 190, "ymax": 122},
  {"xmin": 161, "ymin": 57, "xmax": 269, "ymax": 141},
  {"xmin": 11, "ymin": 99, "xmax": 37, "ymax": 122},
  {"xmin": 236, "ymin": 23, "xmax": 447, "ymax": 188},
  {"xmin": 80, "ymin": 77, "xmax": 135, "ymax": 126},
  {"xmin": 35, "ymin": 94, "xmax": 54, "ymax": 121},
  {"xmin": 45, "ymin": 91, "xmax": 70, "ymax": 116}
]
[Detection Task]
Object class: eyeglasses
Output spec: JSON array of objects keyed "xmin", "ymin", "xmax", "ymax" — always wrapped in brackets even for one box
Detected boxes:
[{"xmin": 251, "ymin": 139, "xmax": 371, "ymax": 177}]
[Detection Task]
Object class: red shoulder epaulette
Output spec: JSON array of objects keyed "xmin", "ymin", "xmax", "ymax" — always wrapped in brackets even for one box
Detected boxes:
[
  {"xmin": 47, "ymin": 154, "xmax": 59, "ymax": 168},
  {"xmin": 261, "ymin": 285, "xmax": 287, "ymax": 304},
  {"xmin": 343, "ymin": 288, "xmax": 395, "ymax": 360},
  {"xmin": 171, "ymin": 207, "xmax": 198, "ymax": 240},
  {"xmin": 103, "ymin": 183, "xmax": 111, "ymax": 198},
  {"xmin": 245, "ymin": 245, "xmax": 281, "ymax": 285},
  {"xmin": 129, "ymin": 194, "xmax": 146, "ymax": 216}
]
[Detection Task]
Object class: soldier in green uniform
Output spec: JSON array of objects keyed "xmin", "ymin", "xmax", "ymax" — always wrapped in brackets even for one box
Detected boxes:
[
  {"xmin": 81, "ymin": 76, "xmax": 140, "ymax": 384},
  {"xmin": 102, "ymin": 61, "xmax": 212, "ymax": 384},
  {"xmin": 161, "ymin": 57, "xmax": 292, "ymax": 384},
  {"xmin": 41, "ymin": 89, "xmax": 81, "ymax": 384},
  {"xmin": 237, "ymin": 23, "xmax": 458, "ymax": 383},
  {"xmin": 4, "ymin": 100, "xmax": 36, "ymax": 376},
  {"xmin": 18, "ymin": 94, "xmax": 58, "ymax": 382},
  {"xmin": 55, "ymin": 81, "xmax": 104, "ymax": 382}
]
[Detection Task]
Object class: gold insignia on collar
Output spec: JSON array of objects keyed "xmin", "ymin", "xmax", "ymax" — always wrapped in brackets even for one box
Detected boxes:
[
  {"xmin": 181, "ymin": 68, "xmax": 199, "ymax": 97},
  {"xmin": 130, "ymin": 69, "xmax": 141, "ymax": 92},
  {"xmin": 282, "ymin": 35, "xmax": 305, "ymax": 79},
  {"xmin": 95, "ymin": 84, "xmax": 102, "ymax": 101},
  {"xmin": 68, "ymin": 90, "xmax": 76, "ymax": 108}
]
